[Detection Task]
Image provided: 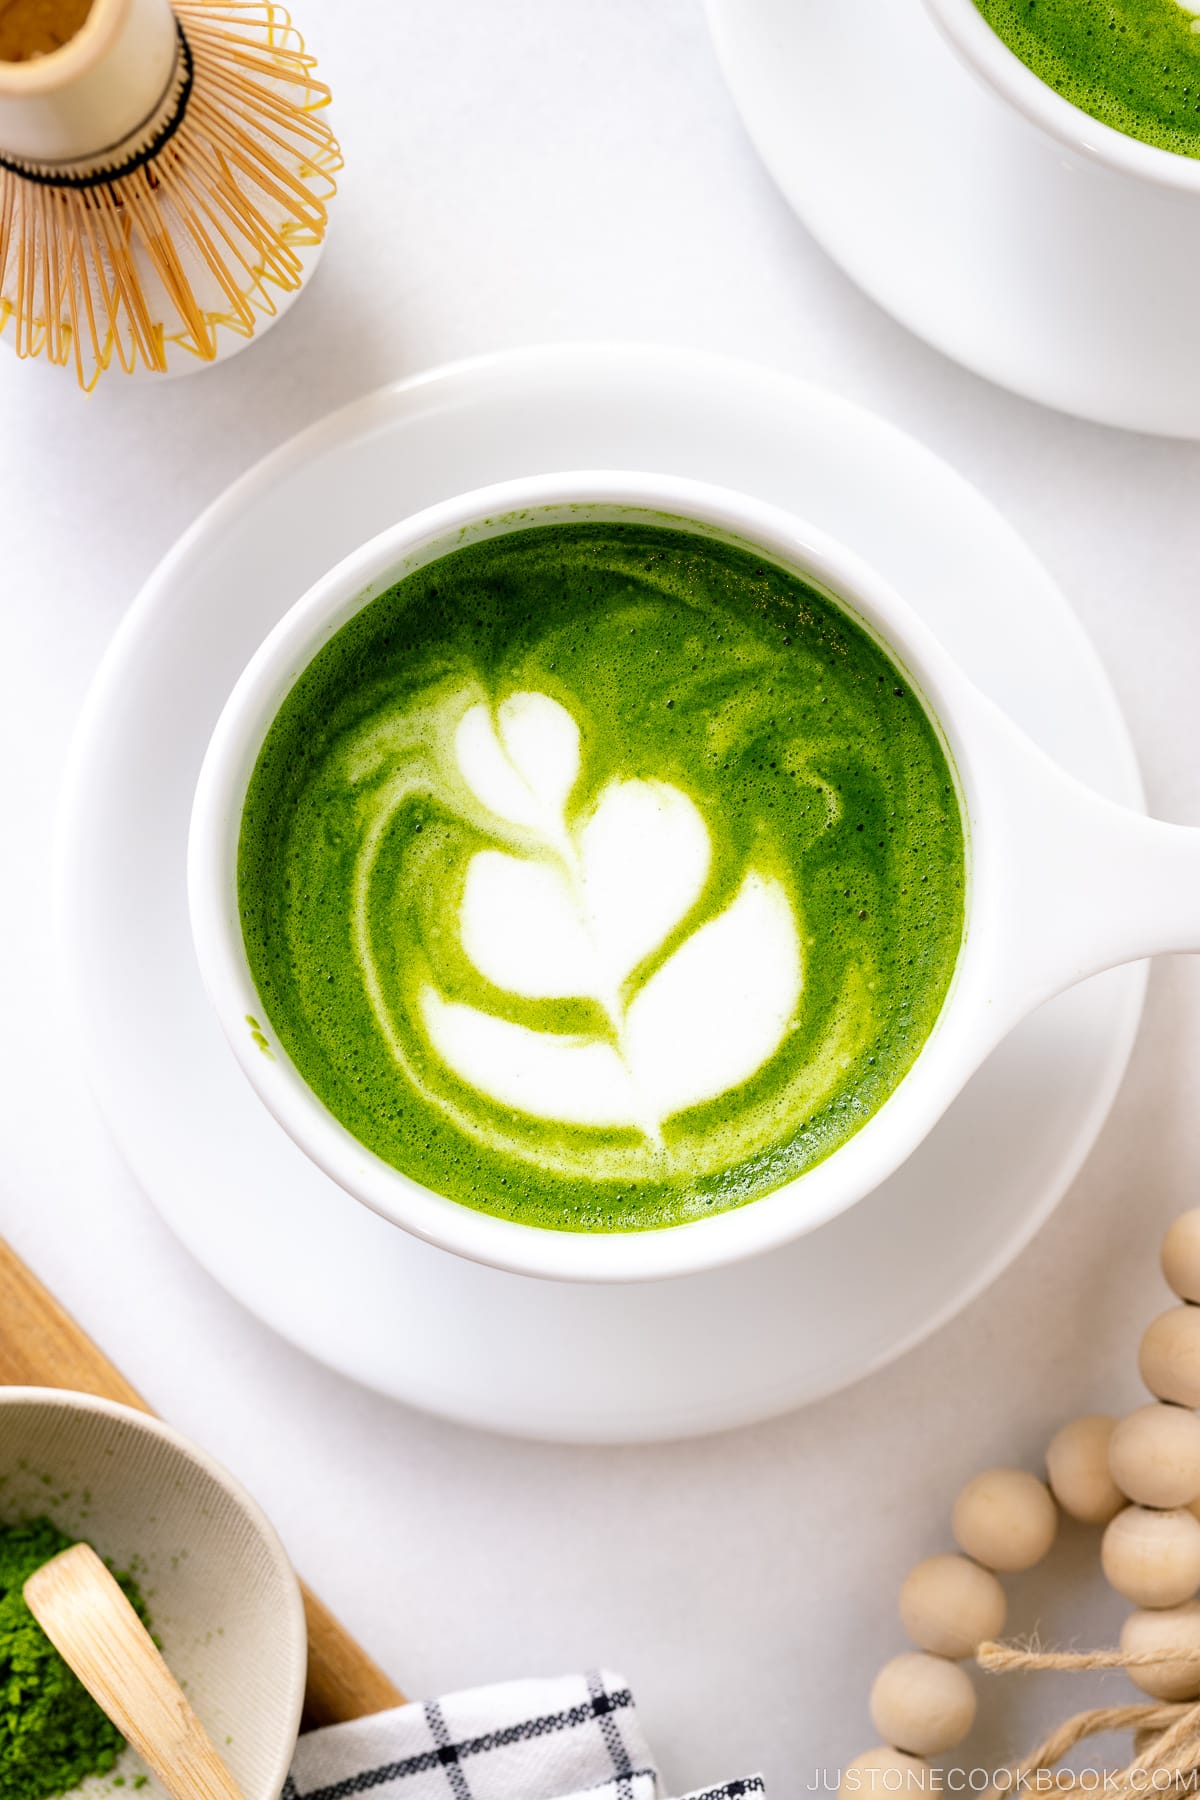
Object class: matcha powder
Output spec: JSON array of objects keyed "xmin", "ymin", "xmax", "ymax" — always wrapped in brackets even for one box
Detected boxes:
[{"xmin": 0, "ymin": 1518, "xmax": 149, "ymax": 1800}]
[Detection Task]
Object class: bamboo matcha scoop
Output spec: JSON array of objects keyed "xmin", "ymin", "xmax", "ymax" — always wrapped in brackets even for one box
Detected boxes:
[{"xmin": 25, "ymin": 1543, "xmax": 244, "ymax": 1800}]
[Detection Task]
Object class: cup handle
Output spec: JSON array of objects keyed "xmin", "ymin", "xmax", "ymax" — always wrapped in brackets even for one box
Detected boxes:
[{"xmin": 968, "ymin": 693, "xmax": 1199, "ymax": 1039}]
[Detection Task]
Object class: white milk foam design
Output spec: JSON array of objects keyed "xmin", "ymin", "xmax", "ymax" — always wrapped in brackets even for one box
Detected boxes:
[{"xmin": 419, "ymin": 692, "xmax": 803, "ymax": 1139}]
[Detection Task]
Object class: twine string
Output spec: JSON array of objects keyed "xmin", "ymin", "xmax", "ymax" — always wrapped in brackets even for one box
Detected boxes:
[{"xmin": 975, "ymin": 1642, "xmax": 1200, "ymax": 1800}]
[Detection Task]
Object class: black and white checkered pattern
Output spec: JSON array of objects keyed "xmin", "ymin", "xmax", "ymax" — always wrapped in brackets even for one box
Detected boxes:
[{"xmin": 285, "ymin": 1670, "xmax": 764, "ymax": 1800}]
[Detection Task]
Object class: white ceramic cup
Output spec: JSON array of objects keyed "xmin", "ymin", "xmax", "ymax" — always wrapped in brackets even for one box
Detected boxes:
[
  {"xmin": 189, "ymin": 471, "xmax": 1200, "ymax": 1284},
  {"xmin": 923, "ymin": 0, "xmax": 1200, "ymax": 194}
]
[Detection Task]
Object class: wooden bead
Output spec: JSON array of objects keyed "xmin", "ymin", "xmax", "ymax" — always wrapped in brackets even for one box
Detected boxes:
[
  {"xmin": 840, "ymin": 1748, "xmax": 931, "ymax": 1795},
  {"xmin": 899, "ymin": 1554, "xmax": 1007, "ymax": 1660},
  {"xmin": 869, "ymin": 1652, "xmax": 977, "ymax": 1756},
  {"xmin": 1120, "ymin": 1600, "xmax": 1200, "ymax": 1700},
  {"xmin": 1101, "ymin": 1504, "xmax": 1200, "ymax": 1607},
  {"xmin": 1139, "ymin": 1308, "xmax": 1200, "ymax": 1408},
  {"xmin": 1162, "ymin": 1211, "xmax": 1200, "ymax": 1303},
  {"xmin": 1109, "ymin": 1404, "xmax": 1200, "ymax": 1510},
  {"xmin": 951, "ymin": 1468, "xmax": 1058, "ymax": 1572},
  {"xmin": 1045, "ymin": 1415, "xmax": 1125, "ymax": 1525}
]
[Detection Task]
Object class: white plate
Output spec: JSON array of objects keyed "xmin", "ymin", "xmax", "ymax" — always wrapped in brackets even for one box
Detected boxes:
[
  {"xmin": 58, "ymin": 343, "xmax": 1146, "ymax": 1443},
  {"xmin": 707, "ymin": 0, "xmax": 1200, "ymax": 438}
]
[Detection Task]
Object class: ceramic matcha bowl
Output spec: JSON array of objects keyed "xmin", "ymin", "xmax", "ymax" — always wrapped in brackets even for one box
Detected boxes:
[
  {"xmin": 189, "ymin": 470, "xmax": 1200, "ymax": 1285},
  {"xmin": 0, "ymin": 1389, "xmax": 306, "ymax": 1800}
]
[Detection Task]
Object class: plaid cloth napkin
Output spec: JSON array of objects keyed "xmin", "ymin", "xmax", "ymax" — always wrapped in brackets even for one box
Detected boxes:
[{"xmin": 285, "ymin": 1669, "xmax": 764, "ymax": 1800}]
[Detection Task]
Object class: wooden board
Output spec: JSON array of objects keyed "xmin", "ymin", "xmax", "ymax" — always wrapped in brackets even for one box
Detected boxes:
[{"xmin": 0, "ymin": 1236, "xmax": 407, "ymax": 1729}]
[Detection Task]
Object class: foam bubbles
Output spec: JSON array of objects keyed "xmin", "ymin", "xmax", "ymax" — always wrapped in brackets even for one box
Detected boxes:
[{"xmin": 974, "ymin": 0, "xmax": 1200, "ymax": 159}]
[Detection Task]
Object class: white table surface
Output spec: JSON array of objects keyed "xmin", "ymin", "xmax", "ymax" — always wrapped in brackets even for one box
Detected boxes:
[{"xmin": 3, "ymin": 2, "xmax": 1200, "ymax": 1792}]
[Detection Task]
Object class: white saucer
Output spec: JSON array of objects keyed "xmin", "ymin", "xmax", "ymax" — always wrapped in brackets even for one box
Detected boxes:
[
  {"xmin": 707, "ymin": 0, "xmax": 1200, "ymax": 438},
  {"xmin": 58, "ymin": 344, "xmax": 1146, "ymax": 1443}
]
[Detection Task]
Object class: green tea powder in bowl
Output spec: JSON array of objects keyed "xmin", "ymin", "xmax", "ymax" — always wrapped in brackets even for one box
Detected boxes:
[
  {"xmin": 0, "ymin": 1518, "xmax": 150, "ymax": 1800},
  {"xmin": 0, "ymin": 1390, "xmax": 307, "ymax": 1800}
]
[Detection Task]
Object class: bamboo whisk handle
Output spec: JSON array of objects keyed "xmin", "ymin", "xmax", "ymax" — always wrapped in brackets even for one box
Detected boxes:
[{"xmin": 0, "ymin": 0, "xmax": 180, "ymax": 167}]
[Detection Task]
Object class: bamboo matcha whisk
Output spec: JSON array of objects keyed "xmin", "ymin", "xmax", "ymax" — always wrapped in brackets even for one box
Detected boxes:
[{"xmin": 0, "ymin": 0, "xmax": 340, "ymax": 386}]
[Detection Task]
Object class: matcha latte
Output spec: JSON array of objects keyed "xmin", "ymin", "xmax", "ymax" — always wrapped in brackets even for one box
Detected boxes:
[
  {"xmin": 238, "ymin": 522, "xmax": 965, "ymax": 1234},
  {"xmin": 972, "ymin": 0, "xmax": 1200, "ymax": 157}
]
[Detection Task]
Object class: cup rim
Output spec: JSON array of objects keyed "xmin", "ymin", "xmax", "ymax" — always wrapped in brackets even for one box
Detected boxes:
[
  {"xmin": 189, "ymin": 470, "xmax": 993, "ymax": 1284},
  {"xmin": 924, "ymin": 0, "xmax": 1200, "ymax": 195}
]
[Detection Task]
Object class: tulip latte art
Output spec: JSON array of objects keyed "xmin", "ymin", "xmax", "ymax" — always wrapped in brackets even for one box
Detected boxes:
[{"xmin": 239, "ymin": 523, "xmax": 965, "ymax": 1232}]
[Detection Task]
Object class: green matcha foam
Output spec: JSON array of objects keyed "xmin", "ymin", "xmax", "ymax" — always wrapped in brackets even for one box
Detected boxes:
[{"xmin": 973, "ymin": 0, "xmax": 1200, "ymax": 158}]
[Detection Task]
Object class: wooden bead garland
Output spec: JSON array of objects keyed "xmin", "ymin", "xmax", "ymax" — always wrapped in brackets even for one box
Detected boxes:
[
  {"xmin": 843, "ymin": 1206, "xmax": 1200, "ymax": 1794},
  {"xmin": 1162, "ymin": 1213, "xmax": 1200, "ymax": 1305},
  {"xmin": 1109, "ymin": 1404, "xmax": 1200, "ymax": 1511},
  {"xmin": 1120, "ymin": 1601, "xmax": 1200, "ymax": 1701},
  {"xmin": 1046, "ymin": 1413, "xmax": 1124, "ymax": 1525},
  {"xmin": 899, "ymin": 1555, "xmax": 1007, "ymax": 1660},
  {"xmin": 869, "ymin": 1652, "xmax": 978, "ymax": 1755},
  {"xmin": 843, "ymin": 1468, "xmax": 1057, "ymax": 1793},
  {"xmin": 951, "ymin": 1468, "xmax": 1057, "ymax": 1572},
  {"xmin": 1139, "ymin": 1307, "xmax": 1200, "ymax": 1408},
  {"xmin": 1101, "ymin": 1505, "xmax": 1200, "ymax": 1608}
]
